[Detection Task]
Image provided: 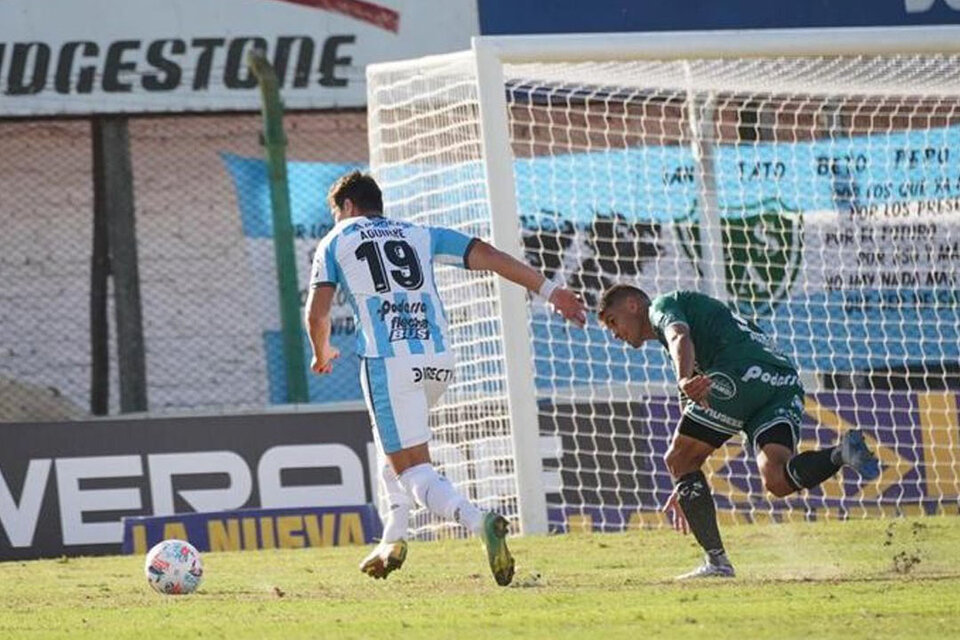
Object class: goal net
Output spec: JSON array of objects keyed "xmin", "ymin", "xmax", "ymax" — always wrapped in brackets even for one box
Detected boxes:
[{"xmin": 366, "ymin": 29, "xmax": 960, "ymax": 537}]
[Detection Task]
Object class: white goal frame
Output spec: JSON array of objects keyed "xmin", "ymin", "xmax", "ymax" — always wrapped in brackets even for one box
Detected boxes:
[{"xmin": 369, "ymin": 25, "xmax": 960, "ymax": 536}]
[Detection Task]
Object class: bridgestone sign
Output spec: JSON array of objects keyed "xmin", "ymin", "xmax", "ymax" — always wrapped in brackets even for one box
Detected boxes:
[{"xmin": 0, "ymin": 0, "xmax": 477, "ymax": 116}]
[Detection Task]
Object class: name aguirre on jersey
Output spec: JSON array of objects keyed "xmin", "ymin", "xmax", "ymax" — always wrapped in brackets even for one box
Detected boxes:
[{"xmin": 360, "ymin": 228, "xmax": 406, "ymax": 240}]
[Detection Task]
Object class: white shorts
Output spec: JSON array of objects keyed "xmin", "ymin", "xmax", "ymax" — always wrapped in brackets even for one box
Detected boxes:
[{"xmin": 359, "ymin": 352, "xmax": 456, "ymax": 454}]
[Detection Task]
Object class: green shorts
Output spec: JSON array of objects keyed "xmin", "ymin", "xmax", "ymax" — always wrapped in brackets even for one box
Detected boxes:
[{"xmin": 682, "ymin": 361, "xmax": 805, "ymax": 450}]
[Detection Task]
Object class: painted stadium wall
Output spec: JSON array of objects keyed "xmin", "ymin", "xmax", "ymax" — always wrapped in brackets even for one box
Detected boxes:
[{"xmin": 6, "ymin": 101, "xmax": 960, "ymax": 417}]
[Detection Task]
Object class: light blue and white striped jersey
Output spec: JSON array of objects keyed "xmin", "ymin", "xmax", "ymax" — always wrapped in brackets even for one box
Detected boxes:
[{"xmin": 309, "ymin": 216, "xmax": 477, "ymax": 358}]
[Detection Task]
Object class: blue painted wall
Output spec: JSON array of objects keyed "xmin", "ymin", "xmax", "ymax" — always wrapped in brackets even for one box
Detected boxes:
[{"xmin": 478, "ymin": 0, "xmax": 960, "ymax": 34}]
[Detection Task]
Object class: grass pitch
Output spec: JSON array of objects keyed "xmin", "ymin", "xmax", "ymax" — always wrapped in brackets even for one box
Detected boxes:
[{"xmin": 1, "ymin": 517, "xmax": 959, "ymax": 639}]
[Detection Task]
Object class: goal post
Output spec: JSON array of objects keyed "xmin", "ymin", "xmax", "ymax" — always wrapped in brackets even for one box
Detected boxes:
[
  {"xmin": 367, "ymin": 26, "xmax": 960, "ymax": 538},
  {"xmin": 474, "ymin": 42, "xmax": 549, "ymax": 535}
]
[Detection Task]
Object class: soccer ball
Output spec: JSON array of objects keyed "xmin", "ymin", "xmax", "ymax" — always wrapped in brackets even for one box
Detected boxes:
[{"xmin": 144, "ymin": 539, "xmax": 204, "ymax": 595}]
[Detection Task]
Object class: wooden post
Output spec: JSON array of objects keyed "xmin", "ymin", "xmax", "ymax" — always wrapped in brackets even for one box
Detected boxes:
[
  {"xmin": 90, "ymin": 118, "xmax": 110, "ymax": 415},
  {"xmin": 91, "ymin": 116, "xmax": 148, "ymax": 413}
]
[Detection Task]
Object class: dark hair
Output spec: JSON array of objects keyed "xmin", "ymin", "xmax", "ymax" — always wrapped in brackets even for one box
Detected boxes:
[
  {"xmin": 327, "ymin": 170, "xmax": 383, "ymax": 215},
  {"xmin": 598, "ymin": 284, "xmax": 649, "ymax": 319}
]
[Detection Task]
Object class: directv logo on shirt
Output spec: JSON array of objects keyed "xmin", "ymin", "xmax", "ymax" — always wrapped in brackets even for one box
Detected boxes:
[{"xmin": 412, "ymin": 367, "xmax": 453, "ymax": 383}]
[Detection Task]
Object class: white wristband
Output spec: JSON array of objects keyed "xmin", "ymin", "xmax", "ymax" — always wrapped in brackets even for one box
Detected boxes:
[{"xmin": 537, "ymin": 278, "xmax": 559, "ymax": 301}]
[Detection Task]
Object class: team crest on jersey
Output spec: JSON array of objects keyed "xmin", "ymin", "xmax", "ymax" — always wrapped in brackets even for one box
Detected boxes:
[
  {"xmin": 675, "ymin": 197, "xmax": 803, "ymax": 316},
  {"xmin": 707, "ymin": 371, "xmax": 737, "ymax": 400}
]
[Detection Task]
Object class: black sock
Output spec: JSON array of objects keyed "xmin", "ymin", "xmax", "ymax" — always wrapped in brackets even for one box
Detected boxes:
[
  {"xmin": 785, "ymin": 447, "xmax": 843, "ymax": 491},
  {"xmin": 676, "ymin": 471, "xmax": 727, "ymax": 564}
]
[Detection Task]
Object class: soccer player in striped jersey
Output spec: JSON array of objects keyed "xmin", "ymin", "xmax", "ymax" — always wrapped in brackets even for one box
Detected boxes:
[
  {"xmin": 305, "ymin": 171, "xmax": 586, "ymax": 586},
  {"xmin": 599, "ymin": 285, "xmax": 880, "ymax": 579}
]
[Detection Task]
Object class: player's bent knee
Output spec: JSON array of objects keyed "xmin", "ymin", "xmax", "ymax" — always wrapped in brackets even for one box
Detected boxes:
[
  {"xmin": 664, "ymin": 447, "xmax": 683, "ymax": 478},
  {"xmin": 765, "ymin": 480, "xmax": 795, "ymax": 498},
  {"xmin": 761, "ymin": 466, "xmax": 796, "ymax": 498},
  {"xmin": 665, "ymin": 446, "xmax": 705, "ymax": 479}
]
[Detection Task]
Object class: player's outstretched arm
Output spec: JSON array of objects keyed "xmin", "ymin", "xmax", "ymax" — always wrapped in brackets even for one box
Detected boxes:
[
  {"xmin": 465, "ymin": 239, "xmax": 586, "ymax": 327},
  {"xmin": 304, "ymin": 285, "xmax": 340, "ymax": 375}
]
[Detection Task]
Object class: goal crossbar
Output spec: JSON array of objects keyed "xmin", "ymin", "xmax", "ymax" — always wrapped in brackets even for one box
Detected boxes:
[{"xmin": 475, "ymin": 26, "xmax": 960, "ymax": 63}]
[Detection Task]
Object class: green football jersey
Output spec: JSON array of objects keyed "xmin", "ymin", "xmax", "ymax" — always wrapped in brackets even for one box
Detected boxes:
[{"xmin": 648, "ymin": 290, "xmax": 794, "ymax": 372}]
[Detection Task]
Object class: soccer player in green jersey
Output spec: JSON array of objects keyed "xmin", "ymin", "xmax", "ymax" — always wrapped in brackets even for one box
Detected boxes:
[{"xmin": 598, "ymin": 285, "xmax": 880, "ymax": 579}]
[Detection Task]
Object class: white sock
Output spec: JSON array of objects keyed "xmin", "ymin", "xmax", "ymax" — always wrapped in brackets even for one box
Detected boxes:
[
  {"xmin": 399, "ymin": 463, "xmax": 485, "ymax": 535},
  {"xmin": 379, "ymin": 462, "xmax": 413, "ymax": 543}
]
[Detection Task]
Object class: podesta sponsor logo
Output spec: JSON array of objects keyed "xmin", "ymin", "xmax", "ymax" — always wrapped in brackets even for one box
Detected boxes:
[
  {"xmin": 377, "ymin": 299, "xmax": 431, "ymax": 342},
  {"xmin": 740, "ymin": 366, "xmax": 800, "ymax": 387}
]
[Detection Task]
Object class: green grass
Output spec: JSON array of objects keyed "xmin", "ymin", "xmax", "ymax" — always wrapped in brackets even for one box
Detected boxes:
[{"xmin": 2, "ymin": 518, "xmax": 959, "ymax": 639}]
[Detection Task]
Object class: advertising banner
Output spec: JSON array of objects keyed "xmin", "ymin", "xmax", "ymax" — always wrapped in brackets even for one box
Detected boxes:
[
  {"xmin": 545, "ymin": 391, "xmax": 960, "ymax": 531},
  {"xmin": 0, "ymin": 410, "xmax": 377, "ymax": 560},
  {"xmin": 2, "ymin": 397, "xmax": 955, "ymax": 558},
  {"xmin": 0, "ymin": 0, "xmax": 478, "ymax": 116},
  {"xmin": 122, "ymin": 504, "xmax": 381, "ymax": 554}
]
